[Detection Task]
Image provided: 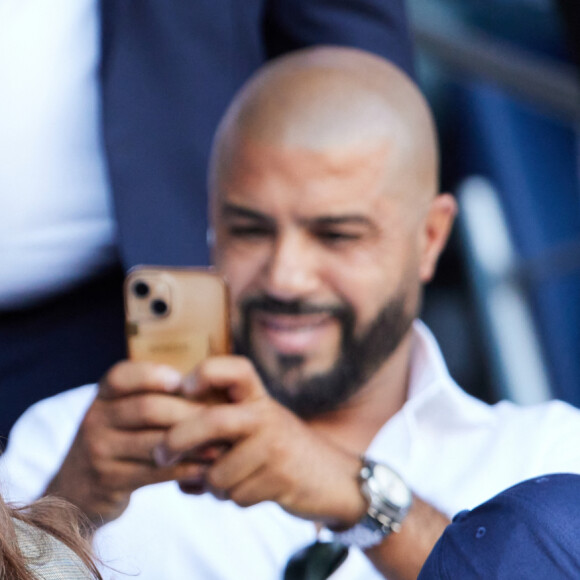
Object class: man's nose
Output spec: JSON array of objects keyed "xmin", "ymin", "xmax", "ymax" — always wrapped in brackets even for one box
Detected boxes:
[{"xmin": 262, "ymin": 232, "xmax": 320, "ymax": 301}]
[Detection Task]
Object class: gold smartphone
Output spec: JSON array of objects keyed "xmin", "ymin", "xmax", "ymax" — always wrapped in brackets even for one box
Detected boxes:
[{"xmin": 124, "ymin": 266, "xmax": 231, "ymax": 374}]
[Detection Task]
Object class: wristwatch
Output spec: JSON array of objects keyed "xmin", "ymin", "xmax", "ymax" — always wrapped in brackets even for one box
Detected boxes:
[{"xmin": 332, "ymin": 458, "xmax": 413, "ymax": 549}]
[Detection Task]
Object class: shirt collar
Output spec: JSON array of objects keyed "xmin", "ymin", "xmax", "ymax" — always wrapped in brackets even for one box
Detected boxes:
[
  {"xmin": 366, "ymin": 320, "xmax": 494, "ymax": 468},
  {"xmin": 406, "ymin": 320, "xmax": 495, "ymax": 430},
  {"xmin": 406, "ymin": 319, "xmax": 452, "ymax": 402}
]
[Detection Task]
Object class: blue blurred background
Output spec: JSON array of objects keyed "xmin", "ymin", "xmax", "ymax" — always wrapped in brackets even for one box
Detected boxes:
[{"xmin": 413, "ymin": 0, "xmax": 580, "ymax": 407}]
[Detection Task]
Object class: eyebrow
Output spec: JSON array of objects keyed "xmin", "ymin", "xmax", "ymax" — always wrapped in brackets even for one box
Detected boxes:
[
  {"xmin": 312, "ymin": 216, "xmax": 374, "ymax": 228},
  {"xmin": 221, "ymin": 203, "xmax": 271, "ymax": 222},
  {"xmin": 220, "ymin": 202, "xmax": 375, "ymax": 229}
]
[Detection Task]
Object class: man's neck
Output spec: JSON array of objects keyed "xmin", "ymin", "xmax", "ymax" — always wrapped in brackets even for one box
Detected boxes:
[{"xmin": 308, "ymin": 330, "xmax": 413, "ymax": 455}]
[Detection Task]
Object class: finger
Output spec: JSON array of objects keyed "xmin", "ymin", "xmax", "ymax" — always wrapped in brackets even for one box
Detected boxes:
[
  {"xmin": 85, "ymin": 428, "xmax": 166, "ymax": 464},
  {"xmin": 98, "ymin": 361, "xmax": 183, "ymax": 399},
  {"xmin": 205, "ymin": 433, "xmax": 268, "ymax": 492},
  {"xmin": 158, "ymin": 461, "xmax": 209, "ymax": 484},
  {"xmin": 100, "ymin": 392, "xmax": 202, "ymax": 430},
  {"xmin": 179, "ymin": 441, "xmax": 231, "ymax": 464},
  {"xmin": 185, "ymin": 356, "xmax": 266, "ymax": 403},
  {"xmin": 154, "ymin": 402, "xmax": 262, "ymax": 466},
  {"xmin": 153, "ymin": 441, "xmax": 230, "ymax": 468},
  {"xmin": 220, "ymin": 463, "xmax": 317, "ymax": 514},
  {"xmin": 217, "ymin": 464, "xmax": 275, "ymax": 509},
  {"xmin": 205, "ymin": 432, "xmax": 300, "ymax": 509},
  {"xmin": 103, "ymin": 457, "xmax": 208, "ymax": 490}
]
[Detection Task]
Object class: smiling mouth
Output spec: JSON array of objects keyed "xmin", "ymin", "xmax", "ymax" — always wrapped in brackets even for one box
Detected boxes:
[
  {"xmin": 253, "ymin": 312, "xmax": 337, "ymax": 353},
  {"xmin": 256, "ymin": 311, "xmax": 333, "ymax": 329}
]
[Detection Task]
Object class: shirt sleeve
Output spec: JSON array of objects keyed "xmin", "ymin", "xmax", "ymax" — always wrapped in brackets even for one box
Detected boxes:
[
  {"xmin": 527, "ymin": 400, "xmax": 580, "ymax": 474},
  {"xmin": 0, "ymin": 385, "xmax": 97, "ymax": 504}
]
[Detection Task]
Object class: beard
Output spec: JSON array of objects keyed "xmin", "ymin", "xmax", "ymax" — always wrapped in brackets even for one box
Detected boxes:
[{"xmin": 233, "ymin": 291, "xmax": 416, "ymax": 420}]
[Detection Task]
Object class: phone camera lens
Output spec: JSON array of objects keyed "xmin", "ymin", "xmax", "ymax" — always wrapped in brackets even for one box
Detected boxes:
[
  {"xmin": 151, "ymin": 299, "xmax": 168, "ymax": 316},
  {"xmin": 133, "ymin": 281, "xmax": 150, "ymax": 298}
]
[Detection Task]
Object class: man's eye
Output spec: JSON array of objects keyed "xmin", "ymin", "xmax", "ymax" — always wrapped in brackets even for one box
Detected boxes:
[{"xmin": 317, "ymin": 231, "xmax": 361, "ymax": 244}]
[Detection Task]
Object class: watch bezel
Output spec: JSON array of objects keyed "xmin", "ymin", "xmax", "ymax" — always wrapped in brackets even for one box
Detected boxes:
[
  {"xmin": 332, "ymin": 458, "xmax": 412, "ymax": 549},
  {"xmin": 362, "ymin": 461, "xmax": 412, "ymax": 513}
]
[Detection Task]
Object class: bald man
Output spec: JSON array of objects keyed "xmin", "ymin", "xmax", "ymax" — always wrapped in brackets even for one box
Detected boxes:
[{"xmin": 3, "ymin": 47, "xmax": 580, "ymax": 580}]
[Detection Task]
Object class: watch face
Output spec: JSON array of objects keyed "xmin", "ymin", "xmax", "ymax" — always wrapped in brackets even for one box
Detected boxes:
[{"xmin": 369, "ymin": 464, "xmax": 412, "ymax": 508}]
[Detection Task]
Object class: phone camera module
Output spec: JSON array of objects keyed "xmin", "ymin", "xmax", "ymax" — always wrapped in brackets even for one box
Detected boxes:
[
  {"xmin": 151, "ymin": 299, "xmax": 169, "ymax": 316},
  {"xmin": 133, "ymin": 281, "xmax": 150, "ymax": 298}
]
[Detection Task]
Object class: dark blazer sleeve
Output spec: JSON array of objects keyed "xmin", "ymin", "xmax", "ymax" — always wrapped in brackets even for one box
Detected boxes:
[{"xmin": 263, "ymin": 0, "xmax": 415, "ymax": 78}]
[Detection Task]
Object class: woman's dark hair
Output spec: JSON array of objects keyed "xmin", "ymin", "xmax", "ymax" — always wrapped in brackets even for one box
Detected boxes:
[{"xmin": 0, "ymin": 493, "xmax": 102, "ymax": 579}]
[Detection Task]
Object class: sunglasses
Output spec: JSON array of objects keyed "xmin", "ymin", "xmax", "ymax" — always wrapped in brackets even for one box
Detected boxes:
[{"xmin": 283, "ymin": 541, "xmax": 349, "ymax": 580}]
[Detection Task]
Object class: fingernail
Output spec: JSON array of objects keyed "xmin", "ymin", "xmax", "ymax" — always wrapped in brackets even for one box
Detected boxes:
[
  {"xmin": 153, "ymin": 444, "xmax": 180, "ymax": 467},
  {"xmin": 157, "ymin": 367, "xmax": 182, "ymax": 392}
]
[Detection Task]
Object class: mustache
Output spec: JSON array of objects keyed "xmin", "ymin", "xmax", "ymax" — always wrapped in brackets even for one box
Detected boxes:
[{"xmin": 240, "ymin": 295, "xmax": 346, "ymax": 318}]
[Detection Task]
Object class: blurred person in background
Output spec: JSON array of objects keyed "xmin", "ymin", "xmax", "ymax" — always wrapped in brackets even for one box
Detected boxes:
[
  {"xmin": 0, "ymin": 492, "xmax": 101, "ymax": 579},
  {"xmin": 418, "ymin": 473, "xmax": 580, "ymax": 579}
]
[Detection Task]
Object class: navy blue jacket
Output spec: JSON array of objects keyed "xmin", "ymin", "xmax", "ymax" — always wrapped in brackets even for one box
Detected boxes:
[{"xmin": 100, "ymin": 0, "xmax": 415, "ymax": 268}]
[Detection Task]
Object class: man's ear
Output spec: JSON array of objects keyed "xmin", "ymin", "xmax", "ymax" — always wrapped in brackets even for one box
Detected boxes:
[{"xmin": 418, "ymin": 193, "xmax": 457, "ymax": 283}]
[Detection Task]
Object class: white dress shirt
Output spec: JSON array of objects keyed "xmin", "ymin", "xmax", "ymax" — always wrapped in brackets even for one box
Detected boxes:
[
  {"xmin": 0, "ymin": 0, "xmax": 117, "ymax": 308},
  {"xmin": 3, "ymin": 321, "xmax": 580, "ymax": 579}
]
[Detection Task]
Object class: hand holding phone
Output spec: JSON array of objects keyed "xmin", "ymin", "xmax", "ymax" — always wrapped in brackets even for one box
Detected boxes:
[{"xmin": 124, "ymin": 266, "xmax": 232, "ymax": 471}]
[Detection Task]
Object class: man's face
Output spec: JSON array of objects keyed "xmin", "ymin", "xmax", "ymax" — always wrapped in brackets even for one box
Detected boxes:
[{"xmin": 212, "ymin": 139, "xmax": 424, "ymax": 418}]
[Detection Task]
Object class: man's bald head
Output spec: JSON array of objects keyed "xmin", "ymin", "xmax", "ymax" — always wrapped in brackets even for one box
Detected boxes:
[{"xmin": 209, "ymin": 46, "xmax": 439, "ymax": 205}]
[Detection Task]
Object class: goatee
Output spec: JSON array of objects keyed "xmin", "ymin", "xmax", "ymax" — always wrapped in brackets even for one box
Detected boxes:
[{"xmin": 234, "ymin": 293, "xmax": 415, "ymax": 419}]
